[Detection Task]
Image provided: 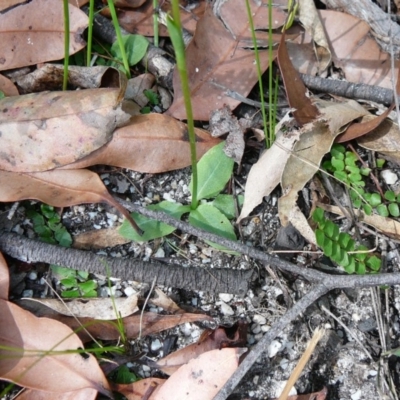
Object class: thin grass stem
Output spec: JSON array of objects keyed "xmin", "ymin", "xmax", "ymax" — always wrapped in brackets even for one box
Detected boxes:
[
  {"xmin": 245, "ymin": 0, "xmax": 269, "ymax": 148},
  {"xmin": 153, "ymin": 0, "xmax": 159, "ymax": 47},
  {"xmin": 167, "ymin": 1, "xmax": 198, "ymax": 209},
  {"xmin": 86, "ymin": 0, "xmax": 95, "ymax": 67},
  {"xmin": 107, "ymin": 0, "xmax": 131, "ymax": 78}
]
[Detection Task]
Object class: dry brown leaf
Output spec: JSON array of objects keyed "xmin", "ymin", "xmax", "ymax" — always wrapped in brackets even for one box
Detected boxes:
[
  {"xmin": 112, "ymin": 378, "xmax": 166, "ymax": 400},
  {"xmin": 117, "ymin": 0, "xmax": 205, "ymax": 36},
  {"xmin": 15, "ymin": 387, "xmax": 98, "ymax": 400},
  {"xmin": 155, "ymin": 327, "xmax": 244, "ymax": 375},
  {"xmin": 317, "ymin": 203, "xmax": 400, "ymax": 241},
  {"xmin": 0, "ymin": 73, "xmax": 19, "ymax": 96},
  {"xmin": 0, "ymin": 253, "xmax": 9, "ymax": 300},
  {"xmin": 0, "ymin": 169, "xmax": 140, "ymax": 232},
  {"xmin": 0, "ymin": 86, "xmax": 129, "ymax": 172},
  {"xmin": 0, "ymin": 299, "xmax": 111, "ymax": 395},
  {"xmin": 279, "ymin": 100, "xmax": 369, "ymax": 243},
  {"xmin": 23, "ymin": 296, "xmax": 139, "ymax": 320},
  {"xmin": 167, "ymin": 5, "xmax": 285, "ymax": 120},
  {"xmin": 238, "ymin": 128, "xmax": 300, "ymax": 222},
  {"xmin": 62, "ymin": 113, "xmax": 221, "ymax": 173},
  {"xmin": 153, "ymin": 348, "xmax": 246, "ymax": 400},
  {"xmin": 298, "ymin": 0, "xmax": 331, "ymax": 73},
  {"xmin": 15, "ymin": 64, "xmax": 122, "ymax": 94},
  {"xmin": 0, "ymin": 0, "xmax": 88, "ymax": 71},
  {"xmin": 73, "ymin": 227, "xmax": 131, "ymax": 250},
  {"xmin": 149, "ymin": 288, "xmax": 183, "ymax": 315},
  {"xmin": 288, "ymin": 10, "xmax": 395, "ymax": 89},
  {"xmin": 114, "ymin": 0, "xmax": 147, "ymax": 7},
  {"xmin": 40, "ymin": 312, "xmax": 214, "ymax": 342},
  {"xmin": 125, "ymin": 73, "xmax": 155, "ymax": 107}
]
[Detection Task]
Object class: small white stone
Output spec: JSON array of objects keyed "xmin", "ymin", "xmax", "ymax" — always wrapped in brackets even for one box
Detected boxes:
[
  {"xmin": 368, "ymin": 370, "xmax": 378, "ymax": 377},
  {"xmin": 273, "ymin": 381, "xmax": 297, "ymax": 397},
  {"xmin": 279, "ymin": 358, "xmax": 289, "ymax": 370},
  {"xmin": 251, "ymin": 324, "xmax": 261, "ymax": 334},
  {"xmin": 106, "ymin": 212, "xmax": 118, "ymax": 221},
  {"xmin": 151, "ymin": 339, "xmax": 162, "ymax": 352},
  {"xmin": 219, "ymin": 293, "xmax": 233, "ymax": 302},
  {"xmin": 142, "ymin": 365, "xmax": 150, "ymax": 372},
  {"xmin": 192, "ymin": 298, "xmax": 198, "ymax": 306},
  {"xmin": 381, "ymin": 169, "xmax": 398, "ymax": 185},
  {"xmin": 268, "ymin": 340, "xmax": 282, "ymax": 358},
  {"xmin": 219, "ymin": 301, "xmax": 234, "ymax": 316},
  {"xmin": 351, "ymin": 389, "xmax": 362, "ymax": 400},
  {"xmin": 248, "ymin": 391, "xmax": 255, "ymax": 397},
  {"xmin": 180, "ymin": 323, "xmax": 192, "ymax": 336},
  {"xmin": 124, "ymin": 286, "xmax": 136, "ymax": 297},
  {"xmin": 253, "ymin": 314, "xmax": 267, "ymax": 325},
  {"xmin": 189, "ymin": 244, "xmax": 197, "ymax": 254},
  {"xmin": 154, "ymin": 248, "xmax": 165, "ymax": 258},
  {"xmin": 28, "ymin": 271, "xmax": 37, "ymax": 280}
]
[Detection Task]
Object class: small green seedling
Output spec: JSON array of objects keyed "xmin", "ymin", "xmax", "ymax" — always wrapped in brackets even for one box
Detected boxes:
[
  {"xmin": 51, "ymin": 265, "xmax": 98, "ymax": 298},
  {"xmin": 324, "ymin": 144, "xmax": 400, "ymax": 217},
  {"xmin": 312, "ymin": 208, "xmax": 381, "ymax": 274}
]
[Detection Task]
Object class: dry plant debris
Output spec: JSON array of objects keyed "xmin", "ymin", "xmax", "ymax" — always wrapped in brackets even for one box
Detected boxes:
[{"xmin": 1, "ymin": 0, "xmax": 400, "ymax": 399}]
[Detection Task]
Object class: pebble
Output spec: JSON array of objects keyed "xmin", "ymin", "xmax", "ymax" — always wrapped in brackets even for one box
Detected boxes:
[
  {"xmin": 219, "ymin": 301, "xmax": 234, "ymax": 316},
  {"xmin": 151, "ymin": 339, "xmax": 162, "ymax": 352},
  {"xmin": 253, "ymin": 314, "xmax": 267, "ymax": 325},
  {"xmin": 154, "ymin": 248, "xmax": 165, "ymax": 258},
  {"xmin": 268, "ymin": 340, "xmax": 282, "ymax": 358},
  {"xmin": 124, "ymin": 286, "xmax": 136, "ymax": 297},
  {"xmin": 28, "ymin": 271, "xmax": 37, "ymax": 280},
  {"xmin": 251, "ymin": 324, "xmax": 261, "ymax": 334},
  {"xmin": 350, "ymin": 389, "xmax": 362, "ymax": 400},
  {"xmin": 381, "ymin": 169, "xmax": 398, "ymax": 185},
  {"xmin": 219, "ymin": 293, "xmax": 233, "ymax": 302}
]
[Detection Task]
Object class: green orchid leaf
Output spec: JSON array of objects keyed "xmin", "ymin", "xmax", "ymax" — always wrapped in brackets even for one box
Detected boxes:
[
  {"xmin": 61, "ymin": 289, "xmax": 81, "ymax": 298},
  {"xmin": 212, "ymin": 194, "xmax": 244, "ymax": 220},
  {"xmin": 315, "ymin": 229, "xmax": 325, "ymax": 248},
  {"xmin": 331, "ymin": 157, "xmax": 344, "ymax": 171},
  {"xmin": 376, "ymin": 159, "xmax": 386, "ymax": 168},
  {"xmin": 334, "ymin": 170, "xmax": 348, "ymax": 183},
  {"xmin": 323, "ymin": 237, "xmax": 333, "ymax": 257},
  {"xmin": 376, "ymin": 204, "xmax": 389, "ymax": 217},
  {"xmin": 312, "ymin": 208, "xmax": 325, "ymax": 225},
  {"xmin": 55, "ymin": 228, "xmax": 73, "ymax": 247},
  {"xmin": 189, "ymin": 204, "xmax": 236, "ymax": 251},
  {"xmin": 369, "ymin": 193, "xmax": 382, "ymax": 207},
  {"xmin": 355, "ymin": 261, "xmax": 366, "ymax": 275},
  {"xmin": 323, "ymin": 220, "xmax": 339, "ymax": 240},
  {"xmin": 190, "ymin": 142, "xmax": 234, "ymax": 200},
  {"xmin": 344, "ymin": 257, "xmax": 356, "ymax": 274},
  {"xmin": 366, "ymin": 256, "xmax": 381, "ymax": 271},
  {"xmin": 119, "ymin": 201, "xmax": 191, "ymax": 241},
  {"xmin": 61, "ymin": 277, "xmax": 78, "ymax": 289},
  {"xmin": 331, "ymin": 144, "xmax": 346, "ymax": 158},
  {"xmin": 111, "ymin": 34, "xmax": 149, "ymax": 66}
]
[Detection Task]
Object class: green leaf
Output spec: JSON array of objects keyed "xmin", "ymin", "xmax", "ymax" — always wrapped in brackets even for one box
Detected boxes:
[
  {"xmin": 315, "ymin": 229, "xmax": 325, "ymax": 248},
  {"xmin": 110, "ymin": 365, "xmax": 139, "ymax": 384},
  {"xmin": 34, "ymin": 225, "xmax": 52, "ymax": 237},
  {"xmin": 312, "ymin": 208, "xmax": 325, "ymax": 225},
  {"xmin": 61, "ymin": 277, "xmax": 78, "ymax": 289},
  {"xmin": 331, "ymin": 144, "xmax": 346, "ymax": 158},
  {"xmin": 331, "ymin": 157, "xmax": 344, "ymax": 171},
  {"xmin": 363, "ymin": 204, "xmax": 372, "ymax": 215},
  {"xmin": 366, "ymin": 256, "xmax": 381, "ymax": 271},
  {"xmin": 345, "ymin": 152, "xmax": 358, "ymax": 166},
  {"xmin": 369, "ymin": 193, "xmax": 382, "ymax": 207},
  {"xmin": 338, "ymin": 232, "xmax": 351, "ymax": 249},
  {"xmin": 119, "ymin": 201, "xmax": 191, "ymax": 241},
  {"xmin": 54, "ymin": 228, "xmax": 72, "ymax": 247},
  {"xmin": 334, "ymin": 170, "xmax": 348, "ymax": 183},
  {"xmin": 330, "ymin": 242, "xmax": 342, "ymax": 264},
  {"xmin": 384, "ymin": 190, "xmax": 396, "ymax": 202},
  {"xmin": 376, "ymin": 204, "xmax": 389, "ymax": 217},
  {"xmin": 77, "ymin": 270, "xmax": 89, "ymax": 280},
  {"xmin": 143, "ymin": 89, "xmax": 159, "ymax": 105},
  {"xmin": 212, "ymin": 194, "xmax": 244, "ymax": 220},
  {"xmin": 344, "ymin": 257, "xmax": 355, "ymax": 274},
  {"xmin": 360, "ymin": 167, "xmax": 371, "ymax": 176},
  {"xmin": 348, "ymin": 172, "xmax": 362, "ymax": 183},
  {"xmin": 82, "ymin": 290, "xmax": 98, "ymax": 298},
  {"xmin": 78, "ymin": 280, "xmax": 97, "ymax": 294},
  {"xmin": 388, "ymin": 203, "xmax": 400, "ymax": 217},
  {"xmin": 322, "ymin": 160, "xmax": 333, "ymax": 172},
  {"xmin": 376, "ymin": 159, "xmax": 386, "ymax": 168},
  {"xmin": 40, "ymin": 204, "xmax": 56, "ymax": 219},
  {"xmin": 190, "ymin": 142, "xmax": 234, "ymax": 200},
  {"xmin": 61, "ymin": 289, "xmax": 80, "ymax": 298},
  {"xmin": 345, "ymin": 166, "xmax": 360, "ymax": 174},
  {"xmin": 323, "ymin": 220, "xmax": 339, "ymax": 240},
  {"xmin": 189, "ymin": 204, "xmax": 236, "ymax": 250},
  {"xmin": 355, "ymin": 262, "xmax": 366, "ymax": 275},
  {"xmin": 323, "ymin": 237, "xmax": 333, "ymax": 257},
  {"xmin": 51, "ymin": 265, "xmax": 76, "ymax": 280},
  {"xmin": 111, "ymin": 34, "xmax": 149, "ymax": 66},
  {"xmin": 337, "ymin": 250, "xmax": 349, "ymax": 267}
]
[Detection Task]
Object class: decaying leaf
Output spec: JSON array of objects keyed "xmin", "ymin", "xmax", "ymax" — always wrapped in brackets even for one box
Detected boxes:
[
  {"xmin": 63, "ymin": 114, "xmax": 221, "ymax": 173},
  {"xmin": 0, "ymin": 0, "xmax": 88, "ymax": 71},
  {"xmin": 149, "ymin": 288, "xmax": 183, "ymax": 314},
  {"xmin": 154, "ymin": 348, "xmax": 246, "ymax": 400},
  {"xmin": 0, "ymin": 299, "xmax": 111, "ymax": 395},
  {"xmin": 0, "ymin": 73, "xmax": 18, "ymax": 96},
  {"xmin": 23, "ymin": 296, "xmax": 139, "ymax": 320},
  {"xmin": 167, "ymin": 4, "xmax": 285, "ymax": 120},
  {"xmin": 278, "ymin": 100, "xmax": 369, "ymax": 243},
  {"xmin": 0, "ymin": 86, "xmax": 129, "ymax": 172},
  {"xmin": 73, "ymin": 227, "xmax": 131, "ymax": 250},
  {"xmin": 0, "ymin": 169, "xmax": 140, "ymax": 232},
  {"xmin": 288, "ymin": 10, "xmax": 395, "ymax": 89},
  {"xmin": 112, "ymin": 377, "xmax": 166, "ymax": 400},
  {"xmin": 298, "ymin": 0, "xmax": 331, "ymax": 73},
  {"xmin": 155, "ymin": 327, "xmax": 246, "ymax": 375},
  {"xmin": 15, "ymin": 387, "xmax": 98, "ymax": 400},
  {"xmin": 0, "ymin": 253, "xmax": 9, "ymax": 300}
]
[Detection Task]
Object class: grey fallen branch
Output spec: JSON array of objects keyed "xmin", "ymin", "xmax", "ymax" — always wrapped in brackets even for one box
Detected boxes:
[{"xmin": 0, "ymin": 232, "xmax": 253, "ymax": 295}]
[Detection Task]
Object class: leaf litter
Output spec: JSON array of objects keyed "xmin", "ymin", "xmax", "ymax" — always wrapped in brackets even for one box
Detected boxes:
[{"xmin": 1, "ymin": 0, "xmax": 400, "ymax": 399}]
